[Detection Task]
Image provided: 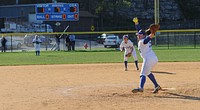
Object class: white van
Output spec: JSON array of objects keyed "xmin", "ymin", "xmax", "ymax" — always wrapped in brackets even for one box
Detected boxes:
[{"xmin": 104, "ymin": 35, "xmax": 121, "ymax": 48}]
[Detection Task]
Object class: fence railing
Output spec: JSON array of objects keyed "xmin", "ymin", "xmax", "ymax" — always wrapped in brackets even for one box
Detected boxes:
[{"xmin": 0, "ymin": 29, "xmax": 200, "ymax": 52}]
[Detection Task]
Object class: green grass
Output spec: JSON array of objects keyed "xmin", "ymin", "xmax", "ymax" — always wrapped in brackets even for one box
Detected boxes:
[{"xmin": 0, "ymin": 48, "xmax": 199, "ymax": 66}]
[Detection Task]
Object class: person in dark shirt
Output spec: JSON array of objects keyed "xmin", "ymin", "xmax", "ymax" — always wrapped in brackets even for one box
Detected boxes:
[
  {"xmin": 65, "ymin": 35, "xmax": 71, "ymax": 51},
  {"xmin": 55, "ymin": 34, "xmax": 60, "ymax": 51},
  {"xmin": 1, "ymin": 36, "xmax": 7, "ymax": 52},
  {"xmin": 69, "ymin": 34, "xmax": 75, "ymax": 51}
]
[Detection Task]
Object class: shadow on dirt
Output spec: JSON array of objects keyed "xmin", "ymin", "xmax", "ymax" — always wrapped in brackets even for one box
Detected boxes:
[
  {"xmin": 152, "ymin": 71, "xmax": 176, "ymax": 75},
  {"xmin": 155, "ymin": 92, "xmax": 200, "ymax": 101}
]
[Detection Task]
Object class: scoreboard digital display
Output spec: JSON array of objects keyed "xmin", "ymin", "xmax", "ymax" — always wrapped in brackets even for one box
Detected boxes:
[{"xmin": 35, "ymin": 3, "xmax": 79, "ymax": 21}]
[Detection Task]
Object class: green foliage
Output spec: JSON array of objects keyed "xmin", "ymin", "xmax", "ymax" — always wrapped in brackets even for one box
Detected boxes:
[
  {"xmin": 1, "ymin": 0, "xmax": 200, "ymax": 20},
  {"xmin": 175, "ymin": 0, "xmax": 200, "ymax": 19},
  {"xmin": 95, "ymin": 0, "xmax": 132, "ymax": 28}
]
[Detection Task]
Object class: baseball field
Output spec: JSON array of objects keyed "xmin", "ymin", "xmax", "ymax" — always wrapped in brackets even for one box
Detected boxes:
[{"xmin": 0, "ymin": 48, "xmax": 200, "ymax": 110}]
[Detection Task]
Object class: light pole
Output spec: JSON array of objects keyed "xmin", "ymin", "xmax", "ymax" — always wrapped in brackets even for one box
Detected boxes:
[
  {"xmin": 154, "ymin": 0, "xmax": 159, "ymax": 46},
  {"xmin": 52, "ymin": 0, "xmax": 57, "ymax": 3},
  {"xmin": 154, "ymin": 0, "xmax": 160, "ymax": 24},
  {"xmin": 16, "ymin": 0, "xmax": 18, "ymax": 4}
]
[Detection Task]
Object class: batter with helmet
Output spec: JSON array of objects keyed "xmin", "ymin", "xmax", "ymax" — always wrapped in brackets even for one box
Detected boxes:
[
  {"xmin": 132, "ymin": 17, "xmax": 161, "ymax": 93},
  {"xmin": 120, "ymin": 35, "xmax": 139, "ymax": 71}
]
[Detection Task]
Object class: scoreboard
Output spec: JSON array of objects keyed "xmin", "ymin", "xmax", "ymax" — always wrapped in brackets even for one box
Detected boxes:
[{"xmin": 35, "ymin": 3, "xmax": 79, "ymax": 21}]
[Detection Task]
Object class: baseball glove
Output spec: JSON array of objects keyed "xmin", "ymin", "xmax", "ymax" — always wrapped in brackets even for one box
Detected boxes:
[
  {"xmin": 36, "ymin": 41, "xmax": 40, "ymax": 44},
  {"xmin": 125, "ymin": 53, "xmax": 132, "ymax": 57},
  {"xmin": 149, "ymin": 24, "xmax": 160, "ymax": 34}
]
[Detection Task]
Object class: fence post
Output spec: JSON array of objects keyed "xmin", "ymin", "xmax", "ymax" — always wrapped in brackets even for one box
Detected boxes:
[
  {"xmin": 174, "ymin": 32, "xmax": 176, "ymax": 47},
  {"xmin": 167, "ymin": 32, "xmax": 169, "ymax": 49},
  {"xmin": 11, "ymin": 35, "xmax": 13, "ymax": 52},
  {"xmin": 63, "ymin": 36, "xmax": 65, "ymax": 51},
  {"xmin": 194, "ymin": 32, "xmax": 196, "ymax": 49},
  {"xmin": 46, "ymin": 44, "xmax": 48, "ymax": 51},
  {"xmin": 46, "ymin": 34, "xmax": 48, "ymax": 51},
  {"xmin": 90, "ymin": 35, "xmax": 91, "ymax": 51}
]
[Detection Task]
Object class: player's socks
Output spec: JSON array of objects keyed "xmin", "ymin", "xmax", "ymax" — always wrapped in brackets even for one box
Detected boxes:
[
  {"xmin": 148, "ymin": 73, "xmax": 159, "ymax": 87},
  {"xmin": 124, "ymin": 61, "xmax": 128, "ymax": 69},
  {"xmin": 139, "ymin": 75, "xmax": 146, "ymax": 89},
  {"xmin": 135, "ymin": 60, "xmax": 139, "ymax": 70}
]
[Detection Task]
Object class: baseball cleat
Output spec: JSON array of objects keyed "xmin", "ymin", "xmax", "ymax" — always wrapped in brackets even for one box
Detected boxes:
[
  {"xmin": 125, "ymin": 68, "xmax": 128, "ymax": 71},
  {"xmin": 152, "ymin": 85, "xmax": 162, "ymax": 94},
  {"xmin": 132, "ymin": 88, "xmax": 143, "ymax": 93}
]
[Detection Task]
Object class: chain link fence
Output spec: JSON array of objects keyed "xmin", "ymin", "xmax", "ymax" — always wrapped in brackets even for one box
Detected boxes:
[{"xmin": 0, "ymin": 30, "xmax": 200, "ymax": 52}]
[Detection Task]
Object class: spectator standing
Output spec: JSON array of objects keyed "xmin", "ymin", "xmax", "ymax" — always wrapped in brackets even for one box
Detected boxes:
[
  {"xmin": 55, "ymin": 34, "xmax": 60, "ymax": 51},
  {"xmin": 1, "ymin": 36, "xmax": 7, "ymax": 52},
  {"xmin": 65, "ymin": 35, "xmax": 71, "ymax": 51},
  {"xmin": 69, "ymin": 34, "xmax": 75, "ymax": 51},
  {"xmin": 32, "ymin": 35, "xmax": 42, "ymax": 56}
]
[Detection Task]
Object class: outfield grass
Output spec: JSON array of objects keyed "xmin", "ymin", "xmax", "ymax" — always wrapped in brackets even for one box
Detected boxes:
[{"xmin": 0, "ymin": 48, "xmax": 199, "ymax": 66}]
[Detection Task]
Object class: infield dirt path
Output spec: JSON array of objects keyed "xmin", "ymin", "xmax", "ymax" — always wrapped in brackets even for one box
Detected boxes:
[{"xmin": 0, "ymin": 62, "xmax": 199, "ymax": 110}]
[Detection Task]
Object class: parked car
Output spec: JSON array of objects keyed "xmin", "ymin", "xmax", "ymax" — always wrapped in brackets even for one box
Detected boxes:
[
  {"xmin": 0, "ymin": 37, "xmax": 22, "ymax": 49},
  {"xmin": 96, "ymin": 33, "xmax": 107, "ymax": 44},
  {"xmin": 96, "ymin": 33, "xmax": 117, "ymax": 44},
  {"xmin": 24, "ymin": 34, "xmax": 52, "ymax": 47},
  {"xmin": 103, "ymin": 35, "xmax": 121, "ymax": 48}
]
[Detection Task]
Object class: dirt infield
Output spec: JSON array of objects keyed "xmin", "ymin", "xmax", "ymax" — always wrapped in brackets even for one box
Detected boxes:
[{"xmin": 0, "ymin": 62, "xmax": 200, "ymax": 110}]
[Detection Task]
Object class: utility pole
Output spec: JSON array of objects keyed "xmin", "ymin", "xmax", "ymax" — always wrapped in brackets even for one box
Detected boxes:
[
  {"xmin": 154, "ymin": 0, "xmax": 159, "ymax": 46},
  {"xmin": 16, "ymin": 0, "xmax": 18, "ymax": 4},
  {"xmin": 154, "ymin": 0, "xmax": 160, "ymax": 24},
  {"xmin": 52, "ymin": 0, "xmax": 57, "ymax": 3}
]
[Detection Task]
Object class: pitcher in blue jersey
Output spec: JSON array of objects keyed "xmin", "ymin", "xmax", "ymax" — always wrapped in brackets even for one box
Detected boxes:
[{"xmin": 132, "ymin": 17, "xmax": 161, "ymax": 94}]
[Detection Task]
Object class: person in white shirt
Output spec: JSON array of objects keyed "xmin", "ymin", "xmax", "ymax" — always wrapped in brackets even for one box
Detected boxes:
[
  {"xmin": 120, "ymin": 35, "xmax": 139, "ymax": 71},
  {"xmin": 32, "ymin": 35, "xmax": 42, "ymax": 56},
  {"xmin": 132, "ymin": 17, "xmax": 161, "ymax": 94}
]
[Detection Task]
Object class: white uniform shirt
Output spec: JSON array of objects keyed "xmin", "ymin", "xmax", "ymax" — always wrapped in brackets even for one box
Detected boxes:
[
  {"xmin": 138, "ymin": 37, "xmax": 156, "ymax": 58},
  {"xmin": 32, "ymin": 38, "xmax": 42, "ymax": 51},
  {"xmin": 120, "ymin": 40, "xmax": 134, "ymax": 54}
]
